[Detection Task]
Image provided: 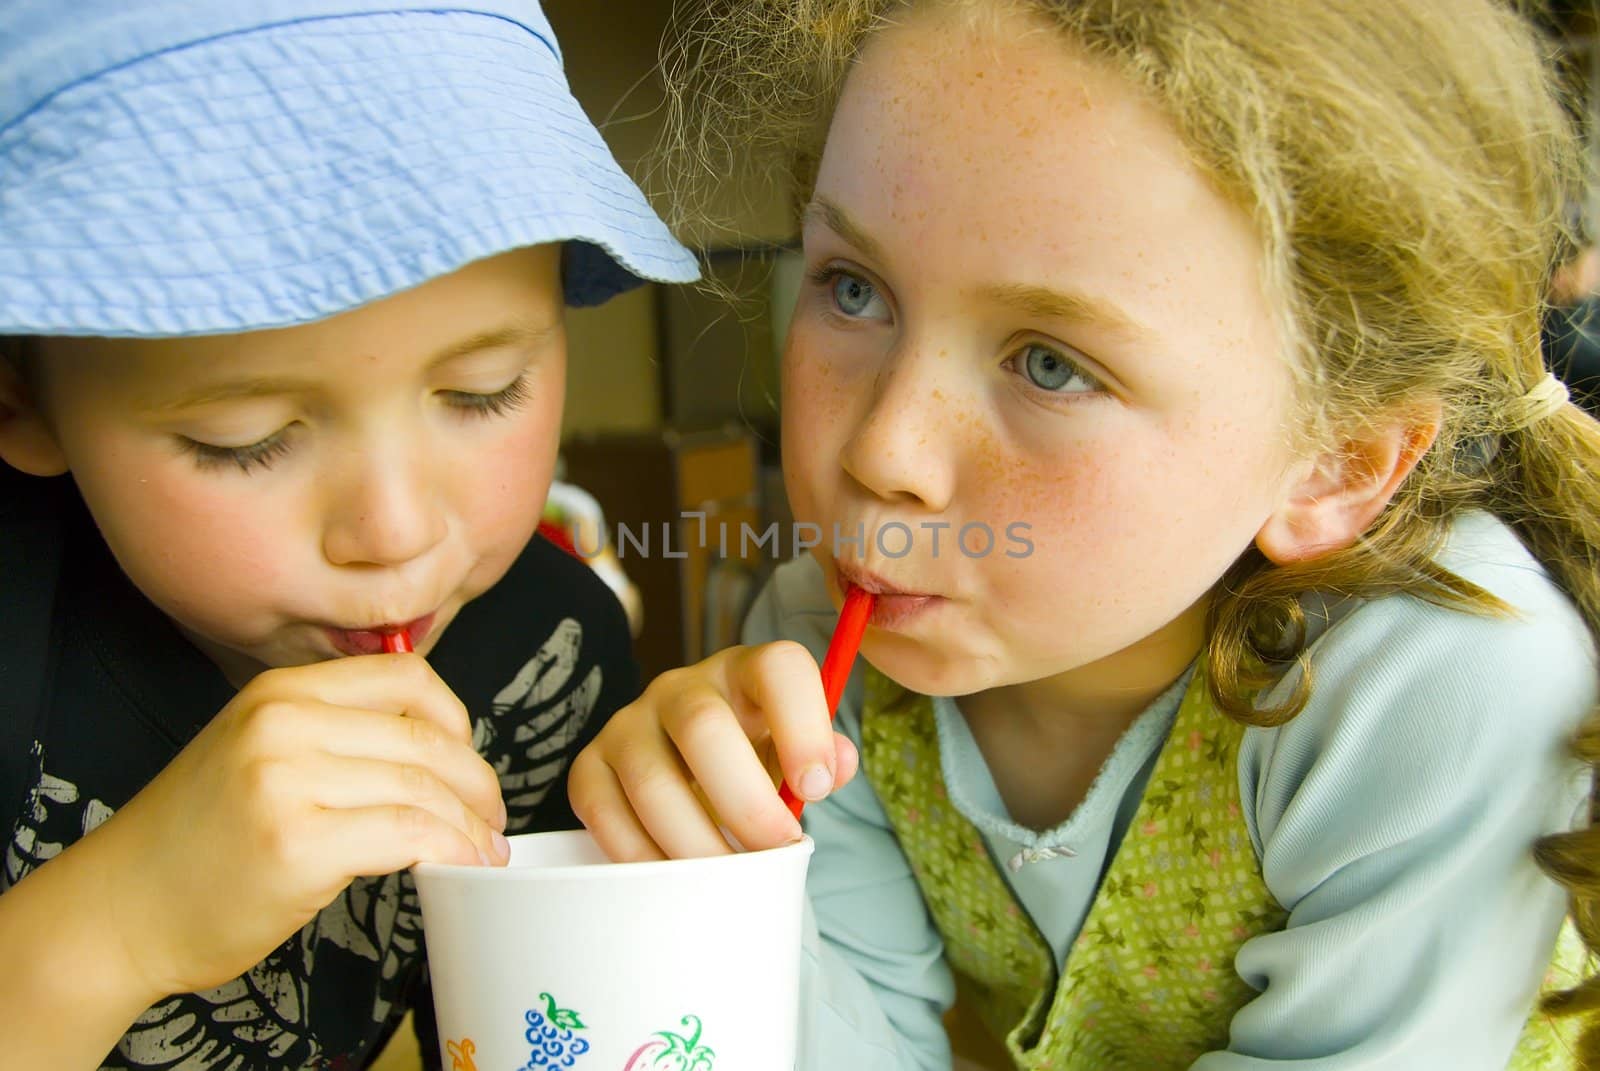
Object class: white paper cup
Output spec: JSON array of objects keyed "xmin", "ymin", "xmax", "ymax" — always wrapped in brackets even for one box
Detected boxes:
[{"xmin": 413, "ymin": 830, "xmax": 814, "ymax": 1071}]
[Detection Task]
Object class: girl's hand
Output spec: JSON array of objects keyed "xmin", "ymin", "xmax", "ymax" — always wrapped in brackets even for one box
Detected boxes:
[
  {"xmin": 89, "ymin": 653, "xmax": 508, "ymax": 999},
  {"xmin": 568, "ymin": 641, "xmax": 859, "ymax": 861}
]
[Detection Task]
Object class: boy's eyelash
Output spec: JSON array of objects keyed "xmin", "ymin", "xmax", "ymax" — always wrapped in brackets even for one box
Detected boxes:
[
  {"xmin": 444, "ymin": 374, "xmax": 531, "ymax": 417},
  {"xmin": 177, "ymin": 377, "xmax": 531, "ymax": 475},
  {"xmin": 181, "ymin": 433, "xmax": 293, "ymax": 474}
]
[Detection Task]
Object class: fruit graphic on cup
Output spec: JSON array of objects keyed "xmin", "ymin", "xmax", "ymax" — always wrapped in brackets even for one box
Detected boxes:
[
  {"xmin": 623, "ymin": 1014, "xmax": 716, "ymax": 1071},
  {"xmin": 519, "ymin": 992, "xmax": 591, "ymax": 1069}
]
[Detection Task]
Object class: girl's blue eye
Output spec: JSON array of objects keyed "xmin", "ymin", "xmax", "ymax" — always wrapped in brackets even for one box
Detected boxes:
[
  {"xmin": 833, "ymin": 273, "xmax": 875, "ymax": 315},
  {"xmin": 1020, "ymin": 344, "xmax": 1100, "ymax": 394},
  {"xmin": 831, "ymin": 272, "xmax": 884, "ymax": 318},
  {"xmin": 805, "ymin": 265, "xmax": 890, "ymax": 321}
]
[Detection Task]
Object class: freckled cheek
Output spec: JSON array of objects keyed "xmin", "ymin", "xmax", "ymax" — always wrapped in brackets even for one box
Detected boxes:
[
  {"xmin": 781, "ymin": 332, "xmax": 858, "ymax": 516},
  {"xmin": 973, "ymin": 461, "xmax": 1158, "ymax": 622},
  {"xmin": 781, "ymin": 327, "xmax": 856, "ymax": 411},
  {"xmin": 973, "ymin": 450, "xmax": 1114, "ymax": 544},
  {"xmin": 781, "ymin": 437, "xmax": 830, "ymax": 528},
  {"xmin": 972, "ymin": 454, "xmax": 1182, "ymax": 610}
]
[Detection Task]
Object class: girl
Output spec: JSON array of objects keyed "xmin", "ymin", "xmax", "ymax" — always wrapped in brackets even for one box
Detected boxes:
[{"xmin": 570, "ymin": 1, "xmax": 1600, "ymax": 1068}]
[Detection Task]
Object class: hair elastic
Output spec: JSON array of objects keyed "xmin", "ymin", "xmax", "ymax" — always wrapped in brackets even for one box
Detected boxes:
[{"xmin": 1506, "ymin": 373, "xmax": 1570, "ymax": 429}]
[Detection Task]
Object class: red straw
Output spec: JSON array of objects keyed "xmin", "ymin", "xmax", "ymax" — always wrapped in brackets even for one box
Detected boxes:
[
  {"xmin": 381, "ymin": 630, "xmax": 413, "ymax": 654},
  {"xmin": 777, "ymin": 585, "xmax": 876, "ymax": 820}
]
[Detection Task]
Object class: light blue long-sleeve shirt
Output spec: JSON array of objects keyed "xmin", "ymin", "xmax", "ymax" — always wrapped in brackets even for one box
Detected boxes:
[{"xmin": 745, "ymin": 512, "xmax": 1596, "ymax": 1070}]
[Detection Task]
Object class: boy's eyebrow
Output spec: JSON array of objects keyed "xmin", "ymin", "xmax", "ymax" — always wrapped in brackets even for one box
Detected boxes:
[
  {"xmin": 805, "ymin": 197, "xmax": 1151, "ymax": 341},
  {"xmin": 147, "ymin": 375, "xmax": 320, "ymax": 412},
  {"xmin": 424, "ymin": 321, "xmax": 557, "ymax": 368},
  {"xmin": 147, "ymin": 322, "xmax": 554, "ymax": 412}
]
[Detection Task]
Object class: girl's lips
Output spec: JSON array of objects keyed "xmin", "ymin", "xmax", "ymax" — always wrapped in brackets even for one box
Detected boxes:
[
  {"xmin": 326, "ymin": 612, "xmax": 435, "ymax": 657},
  {"xmin": 833, "ymin": 562, "xmax": 942, "ymax": 629},
  {"xmin": 867, "ymin": 592, "xmax": 940, "ymax": 629}
]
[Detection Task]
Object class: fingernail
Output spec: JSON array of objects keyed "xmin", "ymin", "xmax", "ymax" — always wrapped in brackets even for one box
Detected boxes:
[
  {"xmin": 491, "ymin": 830, "xmax": 510, "ymax": 860},
  {"xmin": 798, "ymin": 765, "xmax": 833, "ymax": 801}
]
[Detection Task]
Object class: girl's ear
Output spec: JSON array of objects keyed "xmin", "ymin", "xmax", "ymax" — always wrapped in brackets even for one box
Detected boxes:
[
  {"xmin": 0, "ymin": 359, "xmax": 68, "ymax": 476},
  {"xmin": 1255, "ymin": 408, "xmax": 1440, "ymax": 564}
]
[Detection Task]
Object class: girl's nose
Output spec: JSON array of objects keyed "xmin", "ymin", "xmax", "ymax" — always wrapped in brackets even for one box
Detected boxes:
[
  {"xmin": 321, "ymin": 452, "xmax": 448, "ymax": 567},
  {"xmin": 838, "ymin": 348, "xmax": 957, "ymax": 511}
]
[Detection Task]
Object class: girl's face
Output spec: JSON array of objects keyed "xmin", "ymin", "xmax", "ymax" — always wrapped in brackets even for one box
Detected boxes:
[
  {"xmin": 783, "ymin": 10, "xmax": 1306, "ymax": 709},
  {"xmin": 30, "ymin": 247, "xmax": 564, "ymax": 687}
]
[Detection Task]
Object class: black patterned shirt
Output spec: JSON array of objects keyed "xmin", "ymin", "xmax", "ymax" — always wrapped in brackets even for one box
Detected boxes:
[{"xmin": 0, "ymin": 468, "xmax": 639, "ymax": 1070}]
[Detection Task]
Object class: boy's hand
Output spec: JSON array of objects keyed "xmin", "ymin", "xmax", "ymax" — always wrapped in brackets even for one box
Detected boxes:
[
  {"xmin": 90, "ymin": 653, "xmax": 507, "ymax": 999},
  {"xmin": 568, "ymin": 641, "xmax": 858, "ymax": 861}
]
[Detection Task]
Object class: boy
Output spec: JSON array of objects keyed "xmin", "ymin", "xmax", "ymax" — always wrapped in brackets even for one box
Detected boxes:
[{"xmin": 0, "ymin": 1, "xmax": 697, "ymax": 1067}]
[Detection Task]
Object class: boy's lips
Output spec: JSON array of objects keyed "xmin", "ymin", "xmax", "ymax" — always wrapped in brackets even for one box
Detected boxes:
[{"xmin": 326, "ymin": 612, "xmax": 436, "ymax": 656}]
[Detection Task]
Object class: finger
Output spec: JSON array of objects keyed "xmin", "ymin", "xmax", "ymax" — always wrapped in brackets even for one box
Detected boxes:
[
  {"xmin": 568, "ymin": 747, "xmax": 667, "ymax": 862},
  {"xmin": 662, "ymin": 681, "xmax": 803, "ymax": 853},
  {"xmin": 728, "ymin": 642, "xmax": 838, "ymax": 803},
  {"xmin": 833, "ymin": 732, "xmax": 860, "ymax": 789},
  {"xmin": 301, "ymin": 753, "xmax": 509, "ymax": 867},
  {"xmin": 340, "ymin": 706, "xmax": 506, "ymax": 831},
  {"xmin": 244, "ymin": 700, "xmax": 505, "ymax": 830},
  {"xmin": 309, "ymin": 804, "xmax": 489, "ymax": 879},
  {"xmin": 249, "ymin": 655, "xmax": 474, "ymax": 743},
  {"xmin": 606, "ymin": 699, "xmax": 746, "ymax": 858}
]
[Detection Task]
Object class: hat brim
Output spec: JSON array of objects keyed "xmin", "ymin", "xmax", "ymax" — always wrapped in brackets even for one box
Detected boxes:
[{"xmin": 0, "ymin": 10, "xmax": 700, "ymax": 336}]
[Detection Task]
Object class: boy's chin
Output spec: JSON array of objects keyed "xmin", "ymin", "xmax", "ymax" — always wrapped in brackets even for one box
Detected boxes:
[{"xmin": 167, "ymin": 623, "xmax": 298, "ymax": 689}]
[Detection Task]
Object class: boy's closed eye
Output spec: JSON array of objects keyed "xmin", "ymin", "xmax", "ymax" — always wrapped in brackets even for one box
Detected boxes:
[{"xmin": 176, "ymin": 376, "xmax": 536, "ymax": 476}]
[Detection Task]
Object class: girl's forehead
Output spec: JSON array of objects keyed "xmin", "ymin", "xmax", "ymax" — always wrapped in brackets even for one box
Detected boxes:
[
  {"xmin": 835, "ymin": 11, "xmax": 1191, "ymax": 195},
  {"xmin": 818, "ymin": 14, "xmax": 1264, "ymax": 293},
  {"xmin": 809, "ymin": 9, "xmax": 1291, "ymax": 409}
]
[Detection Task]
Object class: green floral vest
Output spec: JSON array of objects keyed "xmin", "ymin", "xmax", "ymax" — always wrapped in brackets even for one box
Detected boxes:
[{"xmin": 857, "ymin": 665, "xmax": 1586, "ymax": 1070}]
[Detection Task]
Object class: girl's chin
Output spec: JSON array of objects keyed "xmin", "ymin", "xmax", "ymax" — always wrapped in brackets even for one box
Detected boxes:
[{"xmin": 860, "ymin": 637, "xmax": 992, "ymax": 700}]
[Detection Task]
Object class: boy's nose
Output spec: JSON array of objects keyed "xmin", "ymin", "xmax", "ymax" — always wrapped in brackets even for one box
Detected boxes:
[
  {"xmin": 839, "ymin": 350, "xmax": 957, "ymax": 512},
  {"xmin": 322, "ymin": 456, "xmax": 448, "ymax": 568}
]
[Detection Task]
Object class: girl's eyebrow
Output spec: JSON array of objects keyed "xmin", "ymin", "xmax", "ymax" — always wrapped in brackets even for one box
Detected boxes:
[
  {"xmin": 802, "ymin": 197, "xmax": 887, "ymax": 264},
  {"xmin": 804, "ymin": 196, "xmax": 1152, "ymax": 342},
  {"xmin": 979, "ymin": 282, "xmax": 1153, "ymax": 342}
]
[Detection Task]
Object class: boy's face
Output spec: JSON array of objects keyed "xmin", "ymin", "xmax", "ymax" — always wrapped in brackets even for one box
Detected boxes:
[{"xmin": 15, "ymin": 246, "xmax": 564, "ymax": 686}]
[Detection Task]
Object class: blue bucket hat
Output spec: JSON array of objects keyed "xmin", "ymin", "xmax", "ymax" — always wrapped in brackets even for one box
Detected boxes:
[{"xmin": 0, "ymin": 0, "xmax": 701, "ymax": 337}]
